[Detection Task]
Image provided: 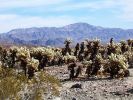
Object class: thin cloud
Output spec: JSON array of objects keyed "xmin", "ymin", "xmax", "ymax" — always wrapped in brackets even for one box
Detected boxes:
[
  {"xmin": 0, "ymin": 0, "xmax": 133, "ymax": 33},
  {"xmin": 55, "ymin": 0, "xmax": 117, "ymax": 11},
  {"xmin": 0, "ymin": 0, "xmax": 68, "ymax": 8},
  {"xmin": 119, "ymin": 0, "xmax": 133, "ymax": 21},
  {"xmin": 0, "ymin": 14, "xmax": 78, "ymax": 33}
]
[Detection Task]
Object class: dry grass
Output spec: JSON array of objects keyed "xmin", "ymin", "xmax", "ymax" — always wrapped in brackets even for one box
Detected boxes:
[{"xmin": 0, "ymin": 67, "xmax": 61, "ymax": 100}]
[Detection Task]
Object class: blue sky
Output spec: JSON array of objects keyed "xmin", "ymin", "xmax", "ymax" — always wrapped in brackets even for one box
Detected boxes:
[{"xmin": 0, "ymin": 0, "xmax": 133, "ymax": 32}]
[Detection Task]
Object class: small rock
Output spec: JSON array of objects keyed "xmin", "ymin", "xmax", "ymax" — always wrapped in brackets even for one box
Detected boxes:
[
  {"xmin": 72, "ymin": 97, "xmax": 76, "ymax": 100},
  {"xmin": 114, "ymin": 92, "xmax": 123, "ymax": 96},
  {"xmin": 71, "ymin": 83, "xmax": 82, "ymax": 89}
]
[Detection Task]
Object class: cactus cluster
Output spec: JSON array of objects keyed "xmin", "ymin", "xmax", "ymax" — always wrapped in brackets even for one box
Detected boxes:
[
  {"xmin": 0, "ymin": 38, "xmax": 132, "ymax": 99},
  {"xmin": 67, "ymin": 38, "xmax": 133, "ymax": 79},
  {"xmin": 0, "ymin": 38, "xmax": 132, "ymax": 80}
]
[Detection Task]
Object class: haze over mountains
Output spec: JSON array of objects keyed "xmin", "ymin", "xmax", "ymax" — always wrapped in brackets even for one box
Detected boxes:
[{"xmin": 0, "ymin": 23, "xmax": 133, "ymax": 47}]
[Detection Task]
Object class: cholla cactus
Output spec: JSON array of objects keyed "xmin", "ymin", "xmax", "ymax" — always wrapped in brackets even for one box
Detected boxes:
[
  {"xmin": 30, "ymin": 47, "xmax": 64, "ymax": 67},
  {"xmin": 63, "ymin": 38, "xmax": 72, "ymax": 55},
  {"xmin": 10, "ymin": 46, "xmax": 19, "ymax": 52},
  {"xmin": 0, "ymin": 38, "xmax": 132, "ymax": 81},
  {"xmin": 64, "ymin": 38, "xmax": 72, "ymax": 44},
  {"xmin": 0, "ymin": 61, "xmax": 2, "ymax": 72},
  {"xmin": 74, "ymin": 43, "xmax": 80, "ymax": 56},
  {"xmin": 12, "ymin": 47, "xmax": 30, "ymax": 76},
  {"xmin": 93, "ymin": 37, "xmax": 101, "ymax": 42},
  {"xmin": 89, "ymin": 39, "xmax": 100, "ymax": 60},
  {"xmin": 109, "ymin": 38, "xmax": 114, "ymax": 46},
  {"xmin": 120, "ymin": 40, "xmax": 127, "ymax": 45},
  {"xmin": 83, "ymin": 60, "xmax": 92, "ymax": 77},
  {"xmin": 16, "ymin": 47, "xmax": 30, "ymax": 60},
  {"xmin": 127, "ymin": 39, "xmax": 133, "ymax": 47},
  {"xmin": 31, "ymin": 47, "xmax": 58, "ymax": 59},
  {"xmin": 124, "ymin": 51, "xmax": 133, "ymax": 68},
  {"xmin": 83, "ymin": 60, "xmax": 92, "ymax": 66},
  {"xmin": 95, "ymin": 54, "xmax": 104, "ymax": 63},
  {"xmin": 109, "ymin": 53, "xmax": 128, "ymax": 69},
  {"xmin": 27, "ymin": 58, "xmax": 39, "ymax": 71},
  {"xmin": 26, "ymin": 58, "xmax": 39, "ymax": 79},
  {"xmin": 99, "ymin": 45, "xmax": 106, "ymax": 58},
  {"xmin": 120, "ymin": 40, "xmax": 129, "ymax": 53},
  {"xmin": 54, "ymin": 50, "xmax": 62, "ymax": 58},
  {"xmin": 90, "ymin": 54, "xmax": 104, "ymax": 76},
  {"xmin": 107, "ymin": 43, "xmax": 121, "ymax": 55},
  {"xmin": 63, "ymin": 53, "xmax": 76, "ymax": 64},
  {"xmin": 108, "ymin": 53, "xmax": 129, "ymax": 78}
]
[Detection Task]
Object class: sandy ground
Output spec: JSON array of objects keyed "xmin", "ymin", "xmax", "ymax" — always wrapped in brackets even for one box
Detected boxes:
[{"xmin": 45, "ymin": 66, "xmax": 133, "ymax": 100}]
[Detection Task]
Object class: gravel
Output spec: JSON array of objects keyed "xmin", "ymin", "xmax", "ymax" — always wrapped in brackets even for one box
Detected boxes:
[{"xmin": 45, "ymin": 66, "xmax": 133, "ymax": 100}]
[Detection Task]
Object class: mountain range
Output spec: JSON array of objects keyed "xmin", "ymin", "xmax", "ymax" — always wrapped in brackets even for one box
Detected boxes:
[{"xmin": 0, "ymin": 23, "xmax": 133, "ymax": 47}]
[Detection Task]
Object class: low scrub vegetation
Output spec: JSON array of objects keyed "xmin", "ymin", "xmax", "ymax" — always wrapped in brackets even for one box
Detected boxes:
[{"xmin": 0, "ymin": 38, "xmax": 132, "ymax": 99}]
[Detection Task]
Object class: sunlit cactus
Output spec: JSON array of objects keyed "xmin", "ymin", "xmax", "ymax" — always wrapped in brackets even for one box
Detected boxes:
[
  {"xmin": 108, "ymin": 53, "xmax": 129, "ymax": 78},
  {"xmin": 99, "ymin": 45, "xmax": 106, "ymax": 58},
  {"xmin": 27, "ymin": 58, "xmax": 39, "ymax": 71},
  {"xmin": 83, "ymin": 60, "xmax": 92, "ymax": 77},
  {"xmin": 127, "ymin": 39, "xmax": 133, "ymax": 47},
  {"xmin": 107, "ymin": 42, "xmax": 121, "ymax": 55},
  {"xmin": 7, "ymin": 46, "xmax": 18, "ymax": 68},
  {"xmin": 0, "ymin": 38, "xmax": 132, "ymax": 84},
  {"xmin": 89, "ymin": 39, "xmax": 100, "ymax": 60},
  {"xmin": 124, "ymin": 51, "xmax": 133, "ymax": 68},
  {"xmin": 16, "ymin": 47, "xmax": 30, "ymax": 60},
  {"xmin": 120, "ymin": 40, "xmax": 129, "ymax": 53},
  {"xmin": 63, "ymin": 53, "xmax": 76, "ymax": 64},
  {"xmin": 26, "ymin": 58, "xmax": 39, "ymax": 79},
  {"xmin": 91, "ymin": 54, "xmax": 103, "ymax": 76}
]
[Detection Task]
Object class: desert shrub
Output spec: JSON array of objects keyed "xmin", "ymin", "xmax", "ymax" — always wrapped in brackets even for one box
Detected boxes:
[
  {"xmin": 0, "ymin": 66, "xmax": 61, "ymax": 100},
  {"xmin": 20, "ymin": 71, "xmax": 61, "ymax": 100},
  {"xmin": 0, "ymin": 67, "xmax": 27, "ymax": 100},
  {"xmin": 0, "ymin": 76, "xmax": 21, "ymax": 99}
]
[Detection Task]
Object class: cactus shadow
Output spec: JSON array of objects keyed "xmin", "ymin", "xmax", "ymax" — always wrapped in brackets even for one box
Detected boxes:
[
  {"xmin": 127, "ymin": 89, "xmax": 133, "ymax": 94},
  {"xmin": 61, "ymin": 77, "xmax": 112, "ymax": 82}
]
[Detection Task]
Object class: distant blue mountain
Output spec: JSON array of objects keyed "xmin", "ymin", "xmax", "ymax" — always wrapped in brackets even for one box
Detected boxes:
[{"xmin": 0, "ymin": 23, "xmax": 133, "ymax": 46}]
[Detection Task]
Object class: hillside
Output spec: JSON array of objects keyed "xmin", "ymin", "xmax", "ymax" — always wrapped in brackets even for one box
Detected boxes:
[{"xmin": 0, "ymin": 23, "xmax": 133, "ymax": 46}]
